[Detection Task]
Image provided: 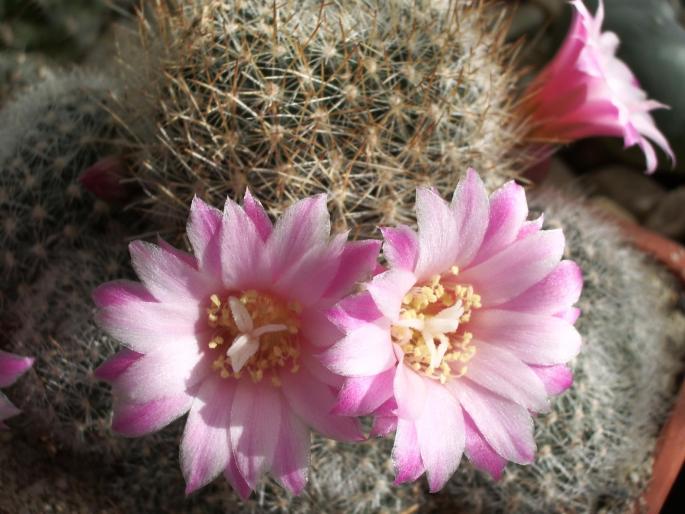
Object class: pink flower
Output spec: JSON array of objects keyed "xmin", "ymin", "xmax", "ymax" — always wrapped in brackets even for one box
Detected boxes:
[
  {"xmin": 322, "ymin": 169, "xmax": 583, "ymax": 491},
  {"xmin": 94, "ymin": 191, "xmax": 379, "ymax": 497},
  {"xmin": 522, "ymin": 0, "xmax": 673, "ymax": 173},
  {"xmin": 0, "ymin": 351, "xmax": 34, "ymax": 428}
]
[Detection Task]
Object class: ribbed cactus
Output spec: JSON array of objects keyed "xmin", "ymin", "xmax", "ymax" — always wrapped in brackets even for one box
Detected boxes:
[
  {"xmin": 434, "ymin": 188, "xmax": 685, "ymax": 513},
  {"xmin": 0, "ymin": 71, "xmax": 121, "ymax": 307},
  {"xmin": 119, "ymin": 0, "xmax": 526, "ymax": 239}
]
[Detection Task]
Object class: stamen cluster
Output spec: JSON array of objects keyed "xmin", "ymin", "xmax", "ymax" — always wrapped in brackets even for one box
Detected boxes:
[
  {"xmin": 206, "ymin": 290, "xmax": 302, "ymax": 385},
  {"xmin": 391, "ymin": 267, "xmax": 481, "ymax": 384}
]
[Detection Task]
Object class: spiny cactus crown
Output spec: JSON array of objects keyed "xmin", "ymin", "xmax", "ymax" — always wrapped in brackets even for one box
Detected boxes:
[{"xmin": 120, "ymin": 0, "xmax": 525, "ymax": 241}]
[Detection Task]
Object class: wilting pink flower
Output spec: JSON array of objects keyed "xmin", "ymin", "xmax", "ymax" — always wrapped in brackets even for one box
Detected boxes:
[
  {"xmin": 0, "ymin": 351, "xmax": 34, "ymax": 428},
  {"xmin": 322, "ymin": 169, "xmax": 582, "ymax": 491},
  {"xmin": 95, "ymin": 192, "xmax": 379, "ymax": 497},
  {"xmin": 522, "ymin": 0, "xmax": 673, "ymax": 173}
]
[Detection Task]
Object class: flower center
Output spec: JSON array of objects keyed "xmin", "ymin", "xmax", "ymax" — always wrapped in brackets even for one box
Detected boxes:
[
  {"xmin": 205, "ymin": 290, "xmax": 302, "ymax": 385},
  {"xmin": 391, "ymin": 266, "xmax": 481, "ymax": 384}
]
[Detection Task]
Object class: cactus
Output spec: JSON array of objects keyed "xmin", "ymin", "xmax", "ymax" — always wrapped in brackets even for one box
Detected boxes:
[
  {"xmin": 118, "ymin": 0, "xmax": 527, "ymax": 239},
  {"xmin": 434, "ymin": 188, "xmax": 685, "ymax": 513},
  {"xmin": 4, "ymin": 2, "xmax": 683, "ymax": 513},
  {"xmin": 7, "ymin": 186, "xmax": 683, "ymax": 514},
  {"xmin": 3, "ymin": 237, "xmax": 132, "ymax": 458},
  {"xmin": 0, "ymin": 71, "xmax": 122, "ymax": 307},
  {"xmin": 0, "ymin": 50, "xmax": 53, "ymax": 106}
]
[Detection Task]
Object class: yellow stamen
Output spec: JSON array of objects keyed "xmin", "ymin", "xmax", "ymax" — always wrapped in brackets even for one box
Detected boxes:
[
  {"xmin": 205, "ymin": 290, "xmax": 301, "ymax": 384},
  {"xmin": 392, "ymin": 270, "xmax": 480, "ymax": 383}
]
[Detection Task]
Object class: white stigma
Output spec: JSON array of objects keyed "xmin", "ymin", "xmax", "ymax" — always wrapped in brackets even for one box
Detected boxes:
[
  {"xmin": 396, "ymin": 301, "xmax": 464, "ymax": 369},
  {"xmin": 225, "ymin": 296, "xmax": 288, "ymax": 373}
]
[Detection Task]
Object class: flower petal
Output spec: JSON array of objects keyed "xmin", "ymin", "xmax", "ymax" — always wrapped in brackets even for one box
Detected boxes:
[
  {"xmin": 224, "ymin": 456, "xmax": 252, "ymax": 501},
  {"xmin": 92, "ymin": 280, "xmax": 155, "ymax": 308},
  {"xmin": 326, "ymin": 292, "xmax": 383, "ymax": 333},
  {"xmin": 366, "ymin": 268, "xmax": 416, "ymax": 321},
  {"xmin": 280, "ymin": 365, "xmax": 363, "ymax": 442},
  {"xmin": 95, "ymin": 349, "xmax": 143, "ymax": 382},
  {"xmin": 393, "ymin": 418, "xmax": 425, "ymax": 485},
  {"xmin": 458, "ymin": 229, "xmax": 565, "ymax": 306},
  {"xmin": 0, "ymin": 351, "xmax": 34, "ymax": 388},
  {"xmin": 393, "ymin": 361, "xmax": 426, "ymax": 420},
  {"xmin": 415, "ymin": 378, "xmax": 465, "ymax": 492},
  {"xmin": 266, "ymin": 194, "xmax": 330, "ymax": 282},
  {"xmin": 500, "ymin": 260, "xmax": 583, "ymax": 315},
  {"xmin": 243, "ymin": 189, "xmax": 273, "ymax": 241},
  {"xmin": 182, "ymin": 377, "xmax": 234, "ymax": 494},
  {"xmin": 530, "ymin": 365, "xmax": 574, "ymax": 395},
  {"xmin": 320, "ymin": 321, "xmax": 395, "ymax": 377},
  {"xmin": 157, "ymin": 237, "xmax": 197, "ymax": 269},
  {"xmin": 187, "ymin": 196, "xmax": 223, "ymax": 277},
  {"xmin": 272, "ymin": 402, "xmax": 311, "ymax": 495},
  {"xmin": 451, "ymin": 380, "xmax": 535, "ymax": 464},
  {"xmin": 556, "ymin": 307, "xmax": 581, "ymax": 324},
  {"xmin": 470, "ymin": 309, "xmax": 582, "ymax": 365},
  {"xmin": 371, "ymin": 399, "xmax": 398, "ymax": 437},
  {"xmin": 112, "ymin": 393, "xmax": 193, "ymax": 437},
  {"xmin": 113, "ymin": 346, "xmax": 210, "ymax": 403},
  {"xmin": 414, "ymin": 188, "xmax": 460, "ymax": 279},
  {"xmin": 230, "ymin": 379, "xmax": 282, "ymax": 489},
  {"xmin": 381, "ymin": 225, "xmax": 419, "ymax": 271},
  {"xmin": 129, "ymin": 240, "xmax": 213, "ymax": 303},
  {"xmin": 517, "ymin": 214, "xmax": 543, "ymax": 240},
  {"xmin": 95, "ymin": 298, "xmax": 203, "ymax": 354},
  {"xmin": 300, "ymin": 309, "xmax": 344, "ymax": 350},
  {"xmin": 272, "ymin": 235, "xmax": 344, "ymax": 306},
  {"xmin": 450, "ymin": 168, "xmax": 490, "ymax": 268},
  {"xmin": 322, "ymin": 239, "xmax": 381, "ymax": 301},
  {"xmin": 221, "ymin": 197, "xmax": 267, "ymax": 290},
  {"xmin": 465, "ymin": 341, "xmax": 549, "ymax": 412},
  {"xmin": 332, "ymin": 368, "xmax": 395, "ymax": 416},
  {"xmin": 463, "ymin": 411, "xmax": 506, "ymax": 480},
  {"xmin": 473, "ymin": 181, "xmax": 528, "ymax": 264}
]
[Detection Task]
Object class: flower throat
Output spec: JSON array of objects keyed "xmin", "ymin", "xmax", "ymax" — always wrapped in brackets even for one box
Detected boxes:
[
  {"xmin": 391, "ymin": 266, "xmax": 481, "ymax": 383},
  {"xmin": 205, "ymin": 290, "xmax": 302, "ymax": 385}
]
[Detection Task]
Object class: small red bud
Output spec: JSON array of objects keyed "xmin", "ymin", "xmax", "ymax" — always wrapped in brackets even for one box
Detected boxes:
[{"xmin": 79, "ymin": 156, "xmax": 131, "ymax": 203}]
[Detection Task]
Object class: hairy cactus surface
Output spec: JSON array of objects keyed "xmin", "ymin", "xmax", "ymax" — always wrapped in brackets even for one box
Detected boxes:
[
  {"xmin": 0, "ymin": 71, "xmax": 122, "ymax": 306},
  {"xmin": 119, "ymin": 0, "xmax": 526, "ymax": 239},
  {"xmin": 433, "ymin": 188, "xmax": 685, "ymax": 514},
  {"xmin": 3, "ymin": 237, "xmax": 131, "ymax": 458},
  {"xmin": 0, "ymin": 51, "xmax": 53, "ymax": 106}
]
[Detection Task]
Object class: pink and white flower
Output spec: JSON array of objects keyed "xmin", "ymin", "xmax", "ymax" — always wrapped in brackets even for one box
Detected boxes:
[
  {"xmin": 522, "ymin": 0, "xmax": 674, "ymax": 173},
  {"xmin": 94, "ymin": 191, "xmax": 379, "ymax": 497},
  {"xmin": 0, "ymin": 351, "xmax": 34, "ymax": 428},
  {"xmin": 322, "ymin": 169, "xmax": 583, "ymax": 491}
]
